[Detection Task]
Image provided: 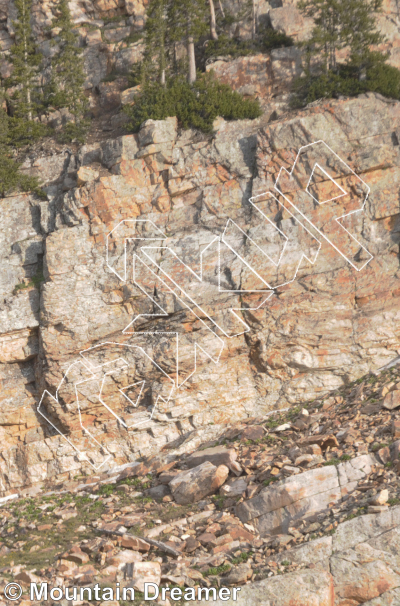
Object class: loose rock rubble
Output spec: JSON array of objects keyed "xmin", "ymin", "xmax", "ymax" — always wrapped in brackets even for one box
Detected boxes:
[{"xmin": 1, "ymin": 363, "xmax": 400, "ymax": 604}]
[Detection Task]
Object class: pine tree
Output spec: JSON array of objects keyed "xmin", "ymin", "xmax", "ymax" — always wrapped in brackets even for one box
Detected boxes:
[
  {"xmin": 298, "ymin": 0, "xmax": 385, "ymax": 73},
  {"xmin": 144, "ymin": 0, "xmax": 169, "ymax": 85},
  {"xmin": 293, "ymin": 0, "xmax": 400, "ymax": 105},
  {"xmin": 298, "ymin": 0, "xmax": 348, "ymax": 71},
  {"xmin": 167, "ymin": 0, "xmax": 209, "ymax": 83},
  {"xmin": 342, "ymin": 0, "xmax": 385, "ymax": 72},
  {"xmin": 7, "ymin": 0, "xmax": 42, "ymax": 121},
  {"xmin": 49, "ymin": 0, "xmax": 89, "ymax": 142},
  {"xmin": 0, "ymin": 97, "xmax": 42, "ymax": 197}
]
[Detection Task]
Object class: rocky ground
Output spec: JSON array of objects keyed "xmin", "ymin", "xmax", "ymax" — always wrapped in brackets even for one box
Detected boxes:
[{"xmin": 1, "ymin": 361, "xmax": 400, "ymax": 605}]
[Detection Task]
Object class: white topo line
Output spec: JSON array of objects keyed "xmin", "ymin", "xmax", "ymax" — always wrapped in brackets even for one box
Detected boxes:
[{"xmin": 37, "ymin": 140, "xmax": 373, "ymax": 469}]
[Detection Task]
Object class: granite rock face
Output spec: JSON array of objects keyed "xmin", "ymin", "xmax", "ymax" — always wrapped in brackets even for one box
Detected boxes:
[
  {"xmin": 0, "ymin": 93, "xmax": 400, "ymax": 492},
  {"xmin": 193, "ymin": 506, "xmax": 400, "ymax": 606},
  {"xmin": 235, "ymin": 455, "xmax": 378, "ymax": 535}
]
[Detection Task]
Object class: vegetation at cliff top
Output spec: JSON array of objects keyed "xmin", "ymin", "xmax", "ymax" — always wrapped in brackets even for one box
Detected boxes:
[
  {"xmin": 292, "ymin": 0, "xmax": 400, "ymax": 105},
  {"xmin": 0, "ymin": 0, "xmax": 89, "ymax": 197},
  {"xmin": 46, "ymin": 0, "xmax": 89, "ymax": 143},
  {"xmin": 203, "ymin": 28, "xmax": 293, "ymax": 61},
  {"xmin": 124, "ymin": 72, "xmax": 262, "ymax": 133},
  {"xmin": 125, "ymin": 0, "xmax": 264, "ymax": 132},
  {"xmin": 0, "ymin": 101, "xmax": 44, "ymax": 198}
]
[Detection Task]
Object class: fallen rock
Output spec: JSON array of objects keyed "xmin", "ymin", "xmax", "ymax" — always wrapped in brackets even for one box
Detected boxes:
[
  {"xmin": 383, "ymin": 390, "xmax": 400, "ymax": 410},
  {"xmin": 370, "ymin": 489, "xmax": 389, "ymax": 506},
  {"xmin": 299, "ymin": 435, "xmax": 339, "ymax": 450},
  {"xmin": 120, "ymin": 535, "xmax": 150, "ymax": 552},
  {"xmin": 220, "ymin": 477, "xmax": 248, "ymax": 497},
  {"xmin": 392, "ymin": 419, "xmax": 400, "ymax": 438},
  {"xmin": 367, "ymin": 505, "xmax": 389, "ymax": 513},
  {"xmin": 222, "ymin": 563, "xmax": 252, "ymax": 585},
  {"xmin": 130, "ymin": 561, "xmax": 161, "ymax": 592},
  {"xmin": 241, "ymin": 425, "xmax": 264, "ymax": 441},
  {"xmin": 186, "ymin": 446, "xmax": 242, "ymax": 475},
  {"xmin": 61, "ymin": 548, "xmax": 89, "ymax": 565},
  {"xmin": 107, "ymin": 549, "xmax": 142, "ymax": 569},
  {"xmin": 145, "ymin": 484, "xmax": 170, "ymax": 500},
  {"xmin": 14, "ymin": 571, "xmax": 42, "ymax": 585},
  {"xmin": 273, "ymin": 423, "xmax": 291, "ymax": 432},
  {"xmin": 77, "ymin": 166, "xmax": 99, "ymax": 186},
  {"xmin": 169, "ymin": 462, "xmax": 229, "ymax": 505},
  {"xmin": 235, "ymin": 456, "xmax": 377, "ymax": 536}
]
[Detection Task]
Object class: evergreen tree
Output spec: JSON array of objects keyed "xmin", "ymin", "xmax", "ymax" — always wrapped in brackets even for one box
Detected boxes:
[
  {"xmin": 293, "ymin": 0, "xmax": 400, "ymax": 105},
  {"xmin": 6, "ymin": 0, "xmax": 42, "ymax": 121},
  {"xmin": 167, "ymin": 0, "xmax": 209, "ymax": 82},
  {"xmin": 49, "ymin": 0, "xmax": 88, "ymax": 142},
  {"xmin": 298, "ymin": 0, "xmax": 385, "ymax": 73},
  {"xmin": 144, "ymin": 0, "xmax": 169, "ymax": 85},
  {"xmin": 0, "ymin": 98, "xmax": 42, "ymax": 197},
  {"xmin": 342, "ymin": 0, "xmax": 385, "ymax": 73}
]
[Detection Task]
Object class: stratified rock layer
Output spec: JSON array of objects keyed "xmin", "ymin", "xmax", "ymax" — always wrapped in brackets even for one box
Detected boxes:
[{"xmin": 0, "ymin": 92, "xmax": 400, "ymax": 493}]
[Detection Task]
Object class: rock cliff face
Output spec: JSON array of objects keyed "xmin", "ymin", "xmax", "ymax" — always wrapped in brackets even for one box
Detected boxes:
[
  {"xmin": 1, "ymin": 0, "xmax": 400, "ymax": 495},
  {"xmin": 1, "ymin": 91, "xmax": 400, "ymax": 494}
]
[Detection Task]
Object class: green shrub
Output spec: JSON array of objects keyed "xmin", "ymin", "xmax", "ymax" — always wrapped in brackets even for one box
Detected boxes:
[
  {"xmin": 292, "ymin": 55, "xmax": 400, "ymax": 107},
  {"xmin": 204, "ymin": 30, "xmax": 292, "ymax": 60},
  {"xmin": 102, "ymin": 70, "xmax": 126, "ymax": 83},
  {"xmin": 0, "ymin": 145, "xmax": 45, "ymax": 198},
  {"xmin": 56, "ymin": 120, "xmax": 90, "ymax": 144},
  {"xmin": 7, "ymin": 116, "xmax": 49, "ymax": 148},
  {"xmin": 261, "ymin": 28, "xmax": 293, "ymax": 51},
  {"xmin": 124, "ymin": 73, "xmax": 262, "ymax": 133},
  {"xmin": 204, "ymin": 35, "xmax": 257, "ymax": 59}
]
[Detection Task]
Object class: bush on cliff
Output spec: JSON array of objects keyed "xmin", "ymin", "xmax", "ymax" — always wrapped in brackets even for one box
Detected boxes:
[
  {"xmin": 124, "ymin": 72, "xmax": 262, "ymax": 133},
  {"xmin": 0, "ymin": 105, "xmax": 44, "ymax": 198},
  {"xmin": 204, "ymin": 29, "xmax": 293, "ymax": 60},
  {"xmin": 292, "ymin": 54, "xmax": 400, "ymax": 106}
]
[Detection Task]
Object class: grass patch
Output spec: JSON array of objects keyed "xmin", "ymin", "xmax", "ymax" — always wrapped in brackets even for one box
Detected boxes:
[
  {"xmin": 204, "ymin": 563, "xmax": 231, "ymax": 576},
  {"xmin": 212, "ymin": 494, "xmax": 228, "ymax": 510},
  {"xmin": 231, "ymin": 551, "xmax": 252, "ymax": 565},
  {"xmin": 323, "ymin": 458, "xmax": 341, "ymax": 466},
  {"xmin": 14, "ymin": 268, "xmax": 45, "ymax": 294}
]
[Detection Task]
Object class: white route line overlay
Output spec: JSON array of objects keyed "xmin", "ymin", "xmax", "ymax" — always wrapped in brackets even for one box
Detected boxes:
[
  {"xmin": 38, "ymin": 139, "xmax": 373, "ymax": 469},
  {"xmin": 37, "ymin": 339, "xmax": 176, "ymax": 470},
  {"xmin": 274, "ymin": 140, "xmax": 373, "ymax": 272}
]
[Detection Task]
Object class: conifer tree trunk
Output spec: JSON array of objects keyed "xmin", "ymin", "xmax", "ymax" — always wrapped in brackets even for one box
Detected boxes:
[
  {"xmin": 21, "ymin": 0, "xmax": 32, "ymax": 120},
  {"xmin": 252, "ymin": 0, "xmax": 257, "ymax": 39},
  {"xmin": 218, "ymin": 0, "xmax": 225, "ymax": 18},
  {"xmin": 21, "ymin": 0, "xmax": 32, "ymax": 121},
  {"xmin": 187, "ymin": 35, "xmax": 196, "ymax": 83},
  {"xmin": 209, "ymin": 0, "xmax": 218, "ymax": 40},
  {"xmin": 160, "ymin": 26, "xmax": 166, "ymax": 85}
]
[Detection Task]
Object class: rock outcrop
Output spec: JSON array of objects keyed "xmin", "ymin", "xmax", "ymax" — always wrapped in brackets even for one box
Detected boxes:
[{"xmin": 1, "ymin": 91, "xmax": 400, "ymax": 493}]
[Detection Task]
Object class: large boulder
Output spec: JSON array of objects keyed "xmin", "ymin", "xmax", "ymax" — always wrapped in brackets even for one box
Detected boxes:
[
  {"xmin": 236, "ymin": 455, "xmax": 378, "ymax": 536},
  {"xmin": 169, "ymin": 462, "xmax": 229, "ymax": 505},
  {"xmin": 186, "ymin": 445, "xmax": 242, "ymax": 475}
]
